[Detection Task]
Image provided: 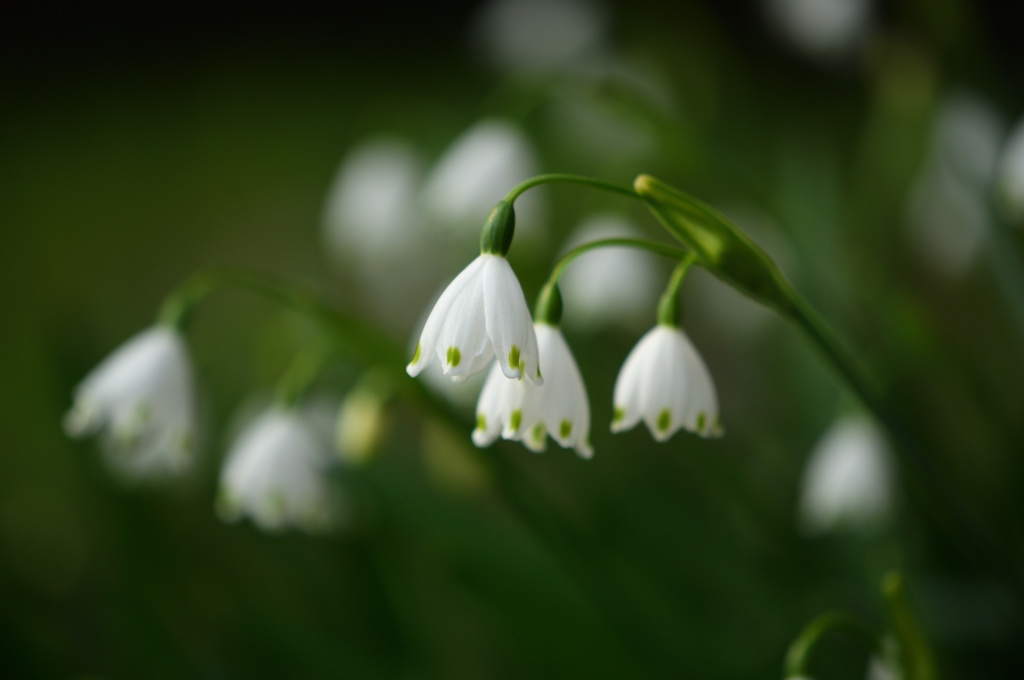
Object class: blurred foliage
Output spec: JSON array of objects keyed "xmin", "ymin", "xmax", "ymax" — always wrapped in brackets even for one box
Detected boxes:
[{"xmin": 2, "ymin": 1, "xmax": 1023, "ymax": 678}]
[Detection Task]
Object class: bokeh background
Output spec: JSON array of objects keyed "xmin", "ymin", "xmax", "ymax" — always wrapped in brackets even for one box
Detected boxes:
[{"xmin": 3, "ymin": 1, "xmax": 1024, "ymax": 677}]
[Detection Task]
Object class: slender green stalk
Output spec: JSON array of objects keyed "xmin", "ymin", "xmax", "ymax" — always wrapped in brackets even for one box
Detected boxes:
[
  {"xmin": 158, "ymin": 268, "xmax": 405, "ymax": 369},
  {"xmin": 543, "ymin": 237, "xmax": 689, "ymax": 289},
  {"xmin": 784, "ymin": 612, "xmax": 882, "ymax": 678},
  {"xmin": 656, "ymin": 254, "xmax": 697, "ymax": 326},
  {"xmin": 504, "ymin": 173, "xmax": 639, "ymax": 203}
]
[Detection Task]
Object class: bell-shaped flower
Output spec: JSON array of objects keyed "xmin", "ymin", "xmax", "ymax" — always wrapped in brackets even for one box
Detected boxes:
[
  {"xmin": 799, "ymin": 414, "xmax": 894, "ymax": 535},
  {"xmin": 322, "ymin": 137, "xmax": 425, "ymax": 264},
  {"xmin": 611, "ymin": 325, "xmax": 721, "ymax": 441},
  {"xmin": 217, "ymin": 406, "xmax": 337, "ymax": 534},
  {"xmin": 473, "ymin": 323, "xmax": 592, "ymax": 458},
  {"xmin": 998, "ymin": 115, "xmax": 1024, "ymax": 225},
  {"xmin": 407, "ymin": 253, "xmax": 541, "ymax": 384},
  {"xmin": 64, "ymin": 326, "xmax": 197, "ymax": 479},
  {"xmin": 468, "ymin": 0, "xmax": 609, "ymax": 74}
]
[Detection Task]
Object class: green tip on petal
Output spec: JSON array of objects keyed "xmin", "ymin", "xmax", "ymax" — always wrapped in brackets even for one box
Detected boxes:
[
  {"xmin": 559, "ymin": 420, "xmax": 572, "ymax": 439},
  {"xmin": 508, "ymin": 345, "xmax": 520, "ymax": 373},
  {"xmin": 657, "ymin": 409, "xmax": 671, "ymax": 433},
  {"xmin": 696, "ymin": 412, "xmax": 707, "ymax": 433},
  {"xmin": 476, "ymin": 414, "xmax": 487, "ymax": 432},
  {"xmin": 531, "ymin": 424, "xmax": 545, "ymax": 444},
  {"xmin": 612, "ymin": 406, "xmax": 625, "ymax": 423},
  {"xmin": 411, "ymin": 341, "xmax": 421, "ymax": 365},
  {"xmin": 446, "ymin": 346, "xmax": 461, "ymax": 367},
  {"xmin": 510, "ymin": 409, "xmax": 522, "ymax": 431}
]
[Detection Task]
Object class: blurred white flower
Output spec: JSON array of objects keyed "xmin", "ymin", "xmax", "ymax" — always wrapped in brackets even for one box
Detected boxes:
[
  {"xmin": 469, "ymin": 0, "xmax": 609, "ymax": 73},
  {"xmin": 322, "ymin": 137, "xmax": 424, "ymax": 263},
  {"xmin": 217, "ymin": 406, "xmax": 337, "ymax": 534},
  {"xmin": 611, "ymin": 325, "xmax": 721, "ymax": 441},
  {"xmin": 64, "ymin": 326, "xmax": 196, "ymax": 479},
  {"xmin": 559, "ymin": 215, "xmax": 661, "ymax": 330},
  {"xmin": 407, "ymin": 254, "xmax": 541, "ymax": 384},
  {"xmin": 473, "ymin": 323, "xmax": 592, "ymax": 458},
  {"xmin": 997, "ymin": 116, "xmax": 1024, "ymax": 225},
  {"xmin": 799, "ymin": 414, "xmax": 895, "ymax": 535},
  {"xmin": 764, "ymin": 0, "xmax": 872, "ymax": 65},
  {"xmin": 867, "ymin": 654, "xmax": 900, "ymax": 680},
  {"xmin": 907, "ymin": 92, "xmax": 1005, "ymax": 276},
  {"xmin": 421, "ymin": 119, "xmax": 543, "ymax": 239}
]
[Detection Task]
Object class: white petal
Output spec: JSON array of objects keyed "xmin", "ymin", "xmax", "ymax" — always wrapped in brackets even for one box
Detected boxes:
[
  {"xmin": 438, "ymin": 272, "xmax": 490, "ymax": 378},
  {"xmin": 482, "ymin": 255, "xmax": 541, "ymax": 383},
  {"xmin": 472, "ymin": 362, "xmax": 511, "ymax": 447},
  {"xmin": 611, "ymin": 327, "xmax": 656, "ymax": 433},
  {"xmin": 407, "ymin": 255, "xmax": 487, "ymax": 377}
]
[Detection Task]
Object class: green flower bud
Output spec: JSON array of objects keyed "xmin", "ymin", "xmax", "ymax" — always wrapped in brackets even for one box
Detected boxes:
[
  {"xmin": 634, "ymin": 174, "xmax": 798, "ymax": 319},
  {"xmin": 533, "ymin": 282, "xmax": 563, "ymax": 326},
  {"xmin": 479, "ymin": 200, "xmax": 516, "ymax": 256}
]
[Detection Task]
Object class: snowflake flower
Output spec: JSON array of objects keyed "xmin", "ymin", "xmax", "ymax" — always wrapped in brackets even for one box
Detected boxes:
[
  {"xmin": 473, "ymin": 323, "xmax": 592, "ymax": 458},
  {"xmin": 217, "ymin": 406, "xmax": 337, "ymax": 534},
  {"xmin": 407, "ymin": 253, "xmax": 541, "ymax": 384},
  {"xmin": 611, "ymin": 325, "xmax": 721, "ymax": 441},
  {"xmin": 64, "ymin": 326, "xmax": 197, "ymax": 478}
]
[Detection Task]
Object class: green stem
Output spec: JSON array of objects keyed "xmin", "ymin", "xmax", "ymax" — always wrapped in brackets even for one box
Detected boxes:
[
  {"xmin": 157, "ymin": 269, "xmax": 405, "ymax": 369},
  {"xmin": 504, "ymin": 173, "xmax": 639, "ymax": 203},
  {"xmin": 656, "ymin": 255, "xmax": 698, "ymax": 327},
  {"xmin": 543, "ymin": 237, "xmax": 689, "ymax": 290},
  {"xmin": 784, "ymin": 612, "xmax": 882, "ymax": 679}
]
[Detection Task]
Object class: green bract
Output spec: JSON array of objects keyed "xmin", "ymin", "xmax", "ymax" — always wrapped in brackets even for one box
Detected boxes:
[
  {"xmin": 479, "ymin": 199, "xmax": 516, "ymax": 256},
  {"xmin": 634, "ymin": 174, "xmax": 799, "ymax": 319}
]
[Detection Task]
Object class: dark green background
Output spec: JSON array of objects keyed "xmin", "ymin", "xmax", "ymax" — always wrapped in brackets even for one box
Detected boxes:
[{"xmin": 3, "ymin": 1, "xmax": 1023, "ymax": 677}]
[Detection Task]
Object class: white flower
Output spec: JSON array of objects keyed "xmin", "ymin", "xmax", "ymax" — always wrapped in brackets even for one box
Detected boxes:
[
  {"xmin": 407, "ymin": 253, "xmax": 541, "ymax": 384},
  {"xmin": 64, "ymin": 326, "xmax": 197, "ymax": 478},
  {"xmin": 321, "ymin": 137, "xmax": 424, "ymax": 263},
  {"xmin": 217, "ymin": 406, "xmax": 337, "ymax": 534},
  {"xmin": 468, "ymin": 0, "xmax": 609, "ymax": 73},
  {"xmin": 611, "ymin": 325, "xmax": 721, "ymax": 441},
  {"xmin": 764, "ymin": 0, "xmax": 872, "ymax": 65},
  {"xmin": 799, "ymin": 414, "xmax": 895, "ymax": 535},
  {"xmin": 906, "ymin": 92, "xmax": 1005, "ymax": 275},
  {"xmin": 421, "ymin": 119, "xmax": 543, "ymax": 239},
  {"xmin": 998, "ymin": 115, "xmax": 1024, "ymax": 224},
  {"xmin": 473, "ymin": 323, "xmax": 592, "ymax": 458},
  {"xmin": 559, "ymin": 215, "xmax": 662, "ymax": 331}
]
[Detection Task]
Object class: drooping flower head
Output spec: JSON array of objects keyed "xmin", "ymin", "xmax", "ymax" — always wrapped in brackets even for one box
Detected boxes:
[
  {"xmin": 611, "ymin": 324, "xmax": 721, "ymax": 441},
  {"xmin": 799, "ymin": 414, "xmax": 894, "ymax": 535},
  {"xmin": 407, "ymin": 201, "xmax": 541, "ymax": 385},
  {"xmin": 217, "ymin": 406, "xmax": 338, "ymax": 534},
  {"xmin": 64, "ymin": 326, "xmax": 197, "ymax": 479},
  {"xmin": 473, "ymin": 321, "xmax": 592, "ymax": 458}
]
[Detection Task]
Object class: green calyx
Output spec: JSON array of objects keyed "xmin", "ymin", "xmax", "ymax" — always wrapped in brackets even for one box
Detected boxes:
[
  {"xmin": 480, "ymin": 200, "xmax": 516, "ymax": 256},
  {"xmin": 635, "ymin": 174, "xmax": 799, "ymax": 320},
  {"xmin": 533, "ymin": 282, "xmax": 563, "ymax": 326}
]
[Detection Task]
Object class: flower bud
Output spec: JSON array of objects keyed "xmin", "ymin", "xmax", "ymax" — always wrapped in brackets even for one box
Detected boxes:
[
  {"xmin": 479, "ymin": 200, "xmax": 516, "ymax": 255},
  {"xmin": 634, "ymin": 174, "xmax": 799, "ymax": 319}
]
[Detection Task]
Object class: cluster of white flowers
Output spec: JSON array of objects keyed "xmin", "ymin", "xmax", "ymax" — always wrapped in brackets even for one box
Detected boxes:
[
  {"xmin": 66, "ymin": 327, "xmax": 347, "ymax": 534},
  {"xmin": 408, "ymin": 250, "xmax": 721, "ymax": 458}
]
